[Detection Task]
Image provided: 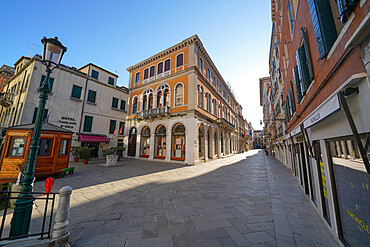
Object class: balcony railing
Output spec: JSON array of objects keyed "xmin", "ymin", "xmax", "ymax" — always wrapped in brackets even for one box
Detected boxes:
[
  {"xmin": 217, "ymin": 117, "xmax": 235, "ymax": 130},
  {"xmin": 136, "ymin": 106, "xmax": 170, "ymax": 119},
  {"xmin": 0, "ymin": 93, "xmax": 14, "ymax": 107}
]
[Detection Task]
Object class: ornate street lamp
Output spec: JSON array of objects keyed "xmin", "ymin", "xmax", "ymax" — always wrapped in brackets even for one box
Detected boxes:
[{"xmin": 9, "ymin": 37, "xmax": 67, "ymax": 237}]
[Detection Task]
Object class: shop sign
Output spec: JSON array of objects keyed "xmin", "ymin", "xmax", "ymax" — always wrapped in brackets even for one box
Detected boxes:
[
  {"xmin": 303, "ymin": 95, "xmax": 340, "ymax": 129},
  {"xmin": 58, "ymin": 116, "xmax": 77, "ymax": 129}
]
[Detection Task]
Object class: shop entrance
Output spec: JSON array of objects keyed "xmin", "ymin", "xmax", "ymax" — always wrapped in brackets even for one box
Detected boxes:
[
  {"xmin": 81, "ymin": 142, "xmax": 99, "ymax": 158},
  {"xmin": 128, "ymin": 127, "xmax": 137, "ymax": 157}
]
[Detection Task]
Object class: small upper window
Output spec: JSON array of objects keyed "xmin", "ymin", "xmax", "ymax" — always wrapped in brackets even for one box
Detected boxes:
[
  {"xmin": 108, "ymin": 77, "xmax": 114, "ymax": 85},
  {"xmin": 199, "ymin": 58, "xmax": 204, "ymax": 72},
  {"xmin": 149, "ymin": 65, "xmax": 155, "ymax": 77},
  {"xmin": 207, "ymin": 69, "xmax": 211, "ymax": 80},
  {"xmin": 71, "ymin": 85, "xmax": 82, "ymax": 99},
  {"xmin": 213, "ymin": 77, "xmax": 216, "ymax": 87},
  {"xmin": 120, "ymin": 100, "xmax": 126, "ymax": 111},
  {"xmin": 135, "ymin": 72, "xmax": 140, "ymax": 83},
  {"xmin": 91, "ymin": 70, "xmax": 99, "ymax": 79},
  {"xmin": 144, "ymin": 68, "xmax": 149, "ymax": 79},
  {"xmin": 87, "ymin": 90, "xmax": 96, "ymax": 103},
  {"xmin": 112, "ymin": 97, "xmax": 119, "ymax": 108},
  {"xmin": 176, "ymin": 54, "xmax": 184, "ymax": 67},
  {"xmin": 164, "ymin": 59, "xmax": 171, "ymax": 72},
  {"xmin": 157, "ymin": 62, "xmax": 163, "ymax": 74}
]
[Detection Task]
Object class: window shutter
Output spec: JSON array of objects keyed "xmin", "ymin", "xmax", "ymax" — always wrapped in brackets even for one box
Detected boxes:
[
  {"xmin": 308, "ymin": 0, "xmax": 338, "ymax": 58},
  {"xmin": 109, "ymin": 120, "xmax": 116, "ymax": 134},
  {"xmin": 83, "ymin": 116, "xmax": 93, "ymax": 132},
  {"xmin": 296, "ymin": 46, "xmax": 311, "ymax": 93},
  {"xmin": 301, "ymin": 28, "xmax": 314, "ymax": 81},
  {"xmin": 289, "ymin": 82, "xmax": 296, "ymax": 114}
]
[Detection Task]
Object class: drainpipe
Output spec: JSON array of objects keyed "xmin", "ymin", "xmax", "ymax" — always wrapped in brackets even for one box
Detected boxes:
[{"xmin": 78, "ymin": 67, "xmax": 90, "ymax": 133}]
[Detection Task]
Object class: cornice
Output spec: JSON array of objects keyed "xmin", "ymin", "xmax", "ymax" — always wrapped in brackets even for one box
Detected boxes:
[{"xmin": 126, "ymin": 35, "xmax": 198, "ymax": 72}]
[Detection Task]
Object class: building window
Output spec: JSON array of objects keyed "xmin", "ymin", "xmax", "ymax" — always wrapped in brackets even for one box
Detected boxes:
[
  {"xmin": 176, "ymin": 53, "xmax": 184, "ymax": 67},
  {"xmin": 40, "ymin": 75, "xmax": 54, "ymax": 91},
  {"xmin": 143, "ymin": 68, "xmax": 149, "ymax": 79},
  {"xmin": 142, "ymin": 89, "xmax": 154, "ymax": 110},
  {"xmin": 59, "ymin": 139, "xmax": 69, "ymax": 155},
  {"xmin": 199, "ymin": 86, "xmax": 204, "ymax": 109},
  {"xmin": 199, "ymin": 58, "xmax": 204, "ymax": 72},
  {"xmin": 207, "ymin": 93, "xmax": 212, "ymax": 112},
  {"xmin": 157, "ymin": 62, "xmax": 163, "ymax": 74},
  {"xmin": 141, "ymin": 126, "xmax": 150, "ymax": 157},
  {"xmin": 91, "ymin": 70, "xmax": 99, "ymax": 79},
  {"xmin": 175, "ymin": 83, "xmax": 183, "ymax": 106},
  {"xmin": 118, "ymin": 122, "xmax": 125, "ymax": 135},
  {"xmin": 32, "ymin": 107, "xmax": 48, "ymax": 124},
  {"xmin": 132, "ymin": 96, "xmax": 138, "ymax": 114},
  {"xmin": 112, "ymin": 97, "xmax": 119, "ymax": 108},
  {"xmin": 296, "ymin": 43, "xmax": 313, "ymax": 94},
  {"xmin": 155, "ymin": 125, "xmax": 166, "ymax": 158},
  {"xmin": 288, "ymin": 0, "xmax": 294, "ymax": 33},
  {"xmin": 207, "ymin": 68, "xmax": 211, "ymax": 80},
  {"xmin": 108, "ymin": 77, "xmax": 114, "ymax": 85},
  {"xmin": 83, "ymin": 116, "xmax": 93, "ymax": 132},
  {"xmin": 172, "ymin": 123, "xmax": 185, "ymax": 160},
  {"xmin": 135, "ymin": 72, "xmax": 140, "ymax": 83},
  {"xmin": 120, "ymin": 100, "xmax": 126, "ymax": 111},
  {"xmin": 149, "ymin": 65, "xmax": 155, "ymax": 77},
  {"xmin": 109, "ymin": 120, "xmax": 116, "ymax": 134},
  {"xmin": 164, "ymin": 59, "xmax": 171, "ymax": 72},
  {"xmin": 198, "ymin": 125, "xmax": 205, "ymax": 159},
  {"xmin": 38, "ymin": 139, "xmax": 53, "ymax": 156},
  {"xmin": 7, "ymin": 137, "xmax": 25, "ymax": 157},
  {"xmin": 117, "ymin": 139, "xmax": 124, "ymax": 147},
  {"xmin": 87, "ymin": 90, "xmax": 96, "ymax": 103},
  {"xmin": 213, "ymin": 77, "xmax": 217, "ymax": 87},
  {"xmin": 213, "ymin": 99, "xmax": 218, "ymax": 117},
  {"xmin": 71, "ymin": 85, "xmax": 82, "ymax": 99},
  {"xmin": 156, "ymin": 84, "xmax": 170, "ymax": 107}
]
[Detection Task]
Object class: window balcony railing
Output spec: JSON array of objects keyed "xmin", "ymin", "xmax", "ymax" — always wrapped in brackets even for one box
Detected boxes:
[
  {"xmin": 217, "ymin": 117, "xmax": 235, "ymax": 130},
  {"xmin": 0, "ymin": 93, "xmax": 14, "ymax": 107},
  {"xmin": 136, "ymin": 106, "xmax": 170, "ymax": 119}
]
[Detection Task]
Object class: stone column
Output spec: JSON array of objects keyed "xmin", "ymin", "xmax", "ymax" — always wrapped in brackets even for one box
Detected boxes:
[
  {"xmin": 204, "ymin": 130, "xmax": 209, "ymax": 161},
  {"xmin": 51, "ymin": 186, "xmax": 73, "ymax": 246},
  {"xmin": 135, "ymin": 134, "xmax": 141, "ymax": 158},
  {"xmin": 335, "ymin": 141, "xmax": 341, "ymax": 157},
  {"xmin": 347, "ymin": 140, "xmax": 354, "ymax": 158},
  {"xmin": 165, "ymin": 130, "xmax": 171, "ymax": 161},
  {"xmin": 149, "ymin": 133, "xmax": 155, "ymax": 160}
]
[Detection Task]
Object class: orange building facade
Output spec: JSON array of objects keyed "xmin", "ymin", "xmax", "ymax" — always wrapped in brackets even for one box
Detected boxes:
[
  {"xmin": 124, "ymin": 35, "xmax": 245, "ymax": 164},
  {"xmin": 264, "ymin": 1, "xmax": 370, "ymax": 246}
]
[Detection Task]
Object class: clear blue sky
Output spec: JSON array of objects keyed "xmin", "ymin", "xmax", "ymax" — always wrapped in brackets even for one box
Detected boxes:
[{"xmin": 0, "ymin": 0, "xmax": 271, "ymax": 129}]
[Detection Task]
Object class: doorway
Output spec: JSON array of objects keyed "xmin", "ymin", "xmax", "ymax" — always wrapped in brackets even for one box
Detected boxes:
[{"xmin": 128, "ymin": 127, "xmax": 137, "ymax": 157}]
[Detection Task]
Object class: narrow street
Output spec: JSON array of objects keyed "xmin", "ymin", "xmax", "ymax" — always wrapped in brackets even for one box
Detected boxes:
[{"xmin": 33, "ymin": 150, "xmax": 339, "ymax": 247}]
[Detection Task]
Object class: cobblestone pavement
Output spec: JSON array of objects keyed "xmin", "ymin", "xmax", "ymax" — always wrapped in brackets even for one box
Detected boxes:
[{"xmin": 33, "ymin": 150, "xmax": 340, "ymax": 247}]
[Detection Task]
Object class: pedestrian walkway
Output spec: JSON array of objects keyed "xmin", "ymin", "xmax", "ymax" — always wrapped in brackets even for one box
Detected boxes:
[{"xmin": 33, "ymin": 150, "xmax": 340, "ymax": 246}]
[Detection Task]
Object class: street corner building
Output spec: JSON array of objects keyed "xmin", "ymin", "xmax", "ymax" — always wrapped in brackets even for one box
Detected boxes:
[
  {"xmin": 0, "ymin": 55, "xmax": 129, "ymax": 160},
  {"xmin": 261, "ymin": 1, "xmax": 370, "ymax": 246},
  {"xmin": 124, "ymin": 35, "xmax": 250, "ymax": 164}
]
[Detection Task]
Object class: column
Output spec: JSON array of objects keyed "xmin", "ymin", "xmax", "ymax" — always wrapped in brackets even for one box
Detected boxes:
[
  {"xmin": 204, "ymin": 130, "xmax": 209, "ymax": 161},
  {"xmin": 149, "ymin": 133, "xmax": 155, "ymax": 160},
  {"xmin": 347, "ymin": 140, "xmax": 354, "ymax": 158},
  {"xmin": 135, "ymin": 134, "xmax": 141, "ymax": 158},
  {"xmin": 165, "ymin": 130, "xmax": 171, "ymax": 161}
]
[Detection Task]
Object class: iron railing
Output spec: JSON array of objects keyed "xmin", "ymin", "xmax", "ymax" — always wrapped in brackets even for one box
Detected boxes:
[{"xmin": 0, "ymin": 191, "xmax": 58, "ymax": 241}]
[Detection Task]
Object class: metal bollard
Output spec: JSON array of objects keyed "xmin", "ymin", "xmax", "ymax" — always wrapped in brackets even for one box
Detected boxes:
[{"xmin": 52, "ymin": 186, "xmax": 72, "ymax": 240}]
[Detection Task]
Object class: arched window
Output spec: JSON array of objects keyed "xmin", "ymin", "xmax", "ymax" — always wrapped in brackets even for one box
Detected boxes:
[
  {"xmin": 156, "ymin": 84, "xmax": 170, "ymax": 108},
  {"xmin": 207, "ymin": 94, "xmax": 212, "ymax": 113},
  {"xmin": 176, "ymin": 53, "xmax": 184, "ymax": 67},
  {"xmin": 213, "ymin": 99, "xmax": 217, "ymax": 117},
  {"xmin": 172, "ymin": 123, "xmax": 185, "ymax": 160},
  {"xmin": 155, "ymin": 125, "xmax": 166, "ymax": 159},
  {"xmin": 143, "ymin": 68, "xmax": 149, "ymax": 80},
  {"xmin": 199, "ymin": 86, "xmax": 204, "ymax": 109},
  {"xmin": 132, "ymin": 96, "xmax": 138, "ymax": 114},
  {"xmin": 142, "ymin": 88, "xmax": 154, "ymax": 110},
  {"xmin": 141, "ymin": 126, "xmax": 150, "ymax": 157},
  {"xmin": 175, "ymin": 83, "xmax": 184, "ymax": 106}
]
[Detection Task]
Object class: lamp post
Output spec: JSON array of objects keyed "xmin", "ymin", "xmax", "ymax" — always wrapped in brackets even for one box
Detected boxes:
[{"xmin": 9, "ymin": 37, "xmax": 67, "ymax": 237}]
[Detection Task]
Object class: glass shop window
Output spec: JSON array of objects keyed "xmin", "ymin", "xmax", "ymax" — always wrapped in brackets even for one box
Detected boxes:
[
  {"xmin": 38, "ymin": 139, "xmax": 53, "ymax": 156},
  {"xmin": 7, "ymin": 137, "xmax": 25, "ymax": 157},
  {"xmin": 326, "ymin": 136, "xmax": 370, "ymax": 247}
]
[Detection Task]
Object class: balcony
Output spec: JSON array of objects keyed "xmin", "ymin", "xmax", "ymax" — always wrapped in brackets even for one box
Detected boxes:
[
  {"xmin": 217, "ymin": 117, "xmax": 235, "ymax": 130},
  {"xmin": 136, "ymin": 106, "xmax": 170, "ymax": 119},
  {"xmin": 0, "ymin": 93, "xmax": 14, "ymax": 107}
]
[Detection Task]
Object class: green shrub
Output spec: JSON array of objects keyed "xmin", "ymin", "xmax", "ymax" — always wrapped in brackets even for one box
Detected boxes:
[
  {"xmin": 79, "ymin": 146, "xmax": 93, "ymax": 160},
  {"xmin": 71, "ymin": 146, "xmax": 80, "ymax": 158}
]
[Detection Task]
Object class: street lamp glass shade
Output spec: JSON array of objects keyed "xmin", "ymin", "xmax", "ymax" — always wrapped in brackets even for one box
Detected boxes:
[{"xmin": 41, "ymin": 37, "xmax": 67, "ymax": 68}]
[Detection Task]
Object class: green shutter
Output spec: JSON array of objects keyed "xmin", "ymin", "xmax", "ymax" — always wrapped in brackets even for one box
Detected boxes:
[
  {"xmin": 301, "ymin": 28, "xmax": 314, "ymax": 81},
  {"xmin": 293, "ymin": 66, "xmax": 303, "ymax": 103},
  {"xmin": 83, "ymin": 116, "xmax": 93, "ymax": 132},
  {"xmin": 296, "ymin": 46, "xmax": 311, "ymax": 93},
  {"xmin": 108, "ymin": 77, "xmax": 114, "ymax": 85},
  {"xmin": 109, "ymin": 120, "xmax": 116, "ymax": 134},
  {"xmin": 88, "ymin": 90, "xmax": 96, "ymax": 103},
  {"xmin": 308, "ymin": 0, "xmax": 338, "ymax": 58},
  {"xmin": 289, "ymin": 82, "xmax": 296, "ymax": 114},
  {"xmin": 112, "ymin": 97, "xmax": 118, "ymax": 108},
  {"xmin": 71, "ymin": 85, "xmax": 82, "ymax": 99}
]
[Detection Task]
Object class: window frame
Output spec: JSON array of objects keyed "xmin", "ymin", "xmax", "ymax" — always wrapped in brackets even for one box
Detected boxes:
[
  {"xmin": 87, "ymin": 90, "xmax": 97, "ymax": 103},
  {"xmin": 176, "ymin": 53, "xmax": 184, "ymax": 68},
  {"xmin": 71, "ymin": 85, "xmax": 83, "ymax": 99},
  {"xmin": 135, "ymin": 72, "xmax": 141, "ymax": 83},
  {"xmin": 112, "ymin": 97, "xmax": 119, "ymax": 109},
  {"xmin": 91, "ymin": 69, "xmax": 99, "ymax": 79},
  {"xmin": 83, "ymin": 115, "xmax": 93, "ymax": 132},
  {"xmin": 174, "ymin": 83, "xmax": 184, "ymax": 106},
  {"xmin": 108, "ymin": 77, "xmax": 114, "ymax": 85},
  {"xmin": 6, "ymin": 137, "xmax": 26, "ymax": 158}
]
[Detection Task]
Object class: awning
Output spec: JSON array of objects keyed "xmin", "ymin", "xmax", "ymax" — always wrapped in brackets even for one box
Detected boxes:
[{"xmin": 78, "ymin": 134, "xmax": 109, "ymax": 143}]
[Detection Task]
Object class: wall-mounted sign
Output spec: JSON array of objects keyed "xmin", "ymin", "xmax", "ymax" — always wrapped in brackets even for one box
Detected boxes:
[{"xmin": 58, "ymin": 116, "xmax": 77, "ymax": 129}]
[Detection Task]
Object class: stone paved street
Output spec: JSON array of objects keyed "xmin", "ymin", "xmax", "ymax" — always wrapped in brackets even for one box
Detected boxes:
[{"xmin": 33, "ymin": 150, "xmax": 340, "ymax": 247}]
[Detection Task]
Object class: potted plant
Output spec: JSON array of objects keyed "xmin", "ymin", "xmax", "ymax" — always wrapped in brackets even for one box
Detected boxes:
[
  {"xmin": 79, "ymin": 146, "xmax": 92, "ymax": 164},
  {"xmin": 102, "ymin": 148, "xmax": 115, "ymax": 157},
  {"xmin": 102, "ymin": 148, "xmax": 118, "ymax": 166},
  {"xmin": 71, "ymin": 146, "xmax": 80, "ymax": 162},
  {"xmin": 113, "ymin": 147, "xmax": 125, "ymax": 161}
]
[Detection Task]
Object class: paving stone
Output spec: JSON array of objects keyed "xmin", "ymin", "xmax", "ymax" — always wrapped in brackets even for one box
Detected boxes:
[
  {"xmin": 224, "ymin": 226, "xmax": 250, "ymax": 246},
  {"xmin": 192, "ymin": 239, "xmax": 223, "ymax": 247},
  {"xmin": 218, "ymin": 237, "xmax": 238, "ymax": 247},
  {"xmin": 115, "ymin": 223, "xmax": 142, "ymax": 233},
  {"xmin": 125, "ymin": 230, "xmax": 142, "ymax": 247},
  {"xmin": 172, "ymin": 232, "xmax": 189, "ymax": 247},
  {"xmin": 158, "ymin": 226, "xmax": 185, "ymax": 237},
  {"xmin": 201, "ymin": 227, "xmax": 228, "ymax": 240},
  {"xmin": 244, "ymin": 231, "xmax": 274, "ymax": 244},
  {"xmin": 156, "ymin": 215, "xmax": 169, "ymax": 228},
  {"xmin": 143, "ymin": 222, "xmax": 157, "ymax": 239},
  {"xmin": 183, "ymin": 223, "xmax": 202, "ymax": 242}
]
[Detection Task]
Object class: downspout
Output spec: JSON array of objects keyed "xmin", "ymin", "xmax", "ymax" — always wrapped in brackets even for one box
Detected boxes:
[
  {"xmin": 11, "ymin": 67, "xmax": 28, "ymax": 126},
  {"xmin": 78, "ymin": 67, "xmax": 90, "ymax": 133}
]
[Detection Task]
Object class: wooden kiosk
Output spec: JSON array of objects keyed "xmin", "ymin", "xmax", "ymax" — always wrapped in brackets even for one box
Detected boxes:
[{"xmin": 0, "ymin": 123, "xmax": 73, "ymax": 183}]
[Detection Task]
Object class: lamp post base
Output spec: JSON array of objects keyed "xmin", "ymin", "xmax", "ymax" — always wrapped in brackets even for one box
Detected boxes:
[{"xmin": 9, "ymin": 197, "xmax": 34, "ymax": 237}]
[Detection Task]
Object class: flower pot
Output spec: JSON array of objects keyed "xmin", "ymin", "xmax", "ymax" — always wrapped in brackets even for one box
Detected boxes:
[
  {"xmin": 82, "ymin": 159, "xmax": 89, "ymax": 164},
  {"xmin": 73, "ymin": 157, "xmax": 79, "ymax": 162},
  {"xmin": 117, "ymin": 157, "xmax": 121, "ymax": 161}
]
